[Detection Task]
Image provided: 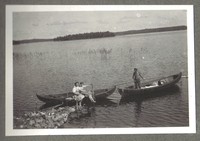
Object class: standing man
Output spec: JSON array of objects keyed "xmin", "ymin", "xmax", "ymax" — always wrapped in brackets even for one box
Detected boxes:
[{"xmin": 132, "ymin": 68, "xmax": 144, "ymax": 89}]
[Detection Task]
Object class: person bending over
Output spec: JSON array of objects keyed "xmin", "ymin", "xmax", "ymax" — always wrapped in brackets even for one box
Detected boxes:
[{"xmin": 79, "ymin": 82, "xmax": 96, "ymax": 103}]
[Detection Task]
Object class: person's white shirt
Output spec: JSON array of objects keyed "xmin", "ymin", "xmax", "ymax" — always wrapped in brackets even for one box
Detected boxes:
[
  {"xmin": 72, "ymin": 86, "xmax": 80, "ymax": 95},
  {"xmin": 79, "ymin": 84, "xmax": 92, "ymax": 93},
  {"xmin": 78, "ymin": 86, "xmax": 84, "ymax": 91},
  {"xmin": 79, "ymin": 85, "xmax": 87, "ymax": 91}
]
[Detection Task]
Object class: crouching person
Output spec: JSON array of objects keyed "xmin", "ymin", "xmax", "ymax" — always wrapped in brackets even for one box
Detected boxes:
[{"xmin": 79, "ymin": 82, "xmax": 96, "ymax": 103}]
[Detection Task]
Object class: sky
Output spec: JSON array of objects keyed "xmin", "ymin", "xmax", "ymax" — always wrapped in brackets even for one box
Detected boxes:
[{"xmin": 13, "ymin": 11, "xmax": 186, "ymax": 40}]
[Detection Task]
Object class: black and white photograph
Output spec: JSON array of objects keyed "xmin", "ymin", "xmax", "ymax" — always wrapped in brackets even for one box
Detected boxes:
[{"xmin": 6, "ymin": 5, "xmax": 195, "ymax": 135}]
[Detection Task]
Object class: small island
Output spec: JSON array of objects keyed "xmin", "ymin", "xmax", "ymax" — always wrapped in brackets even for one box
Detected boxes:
[
  {"xmin": 54, "ymin": 31, "xmax": 115, "ymax": 41},
  {"xmin": 13, "ymin": 25, "xmax": 187, "ymax": 45}
]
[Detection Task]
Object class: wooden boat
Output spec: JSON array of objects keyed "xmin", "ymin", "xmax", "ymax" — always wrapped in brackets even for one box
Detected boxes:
[
  {"xmin": 117, "ymin": 72, "xmax": 182, "ymax": 100},
  {"xmin": 36, "ymin": 85, "xmax": 116, "ymax": 104}
]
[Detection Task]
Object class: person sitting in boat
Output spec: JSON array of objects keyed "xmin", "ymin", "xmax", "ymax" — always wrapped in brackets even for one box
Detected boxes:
[
  {"xmin": 132, "ymin": 68, "xmax": 144, "ymax": 89},
  {"xmin": 72, "ymin": 82, "xmax": 85, "ymax": 108},
  {"xmin": 79, "ymin": 82, "xmax": 96, "ymax": 103}
]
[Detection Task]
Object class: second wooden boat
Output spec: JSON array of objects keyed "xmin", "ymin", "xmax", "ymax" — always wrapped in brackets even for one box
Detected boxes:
[{"xmin": 117, "ymin": 72, "xmax": 182, "ymax": 99}]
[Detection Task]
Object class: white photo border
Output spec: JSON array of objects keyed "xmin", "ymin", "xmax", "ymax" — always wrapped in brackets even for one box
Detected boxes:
[{"xmin": 6, "ymin": 5, "xmax": 196, "ymax": 136}]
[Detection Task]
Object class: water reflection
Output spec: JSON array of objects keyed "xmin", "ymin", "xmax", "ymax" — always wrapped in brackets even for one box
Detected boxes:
[{"xmin": 134, "ymin": 101, "xmax": 143, "ymax": 127}]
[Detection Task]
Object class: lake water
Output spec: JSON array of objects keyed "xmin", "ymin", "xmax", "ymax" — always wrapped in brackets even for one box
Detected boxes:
[{"xmin": 13, "ymin": 30, "xmax": 189, "ymax": 127}]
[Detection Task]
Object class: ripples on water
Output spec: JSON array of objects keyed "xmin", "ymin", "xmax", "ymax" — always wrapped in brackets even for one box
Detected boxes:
[{"xmin": 13, "ymin": 31, "xmax": 189, "ymax": 127}]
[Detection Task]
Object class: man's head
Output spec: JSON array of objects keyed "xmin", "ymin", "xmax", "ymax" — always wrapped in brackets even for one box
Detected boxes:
[
  {"xmin": 134, "ymin": 68, "xmax": 138, "ymax": 71},
  {"xmin": 80, "ymin": 82, "xmax": 84, "ymax": 86},
  {"xmin": 74, "ymin": 82, "xmax": 79, "ymax": 87}
]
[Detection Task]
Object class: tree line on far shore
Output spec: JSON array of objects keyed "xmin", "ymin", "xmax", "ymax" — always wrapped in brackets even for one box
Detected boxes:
[
  {"xmin": 13, "ymin": 31, "xmax": 115, "ymax": 45},
  {"xmin": 13, "ymin": 25, "xmax": 187, "ymax": 45},
  {"xmin": 53, "ymin": 31, "xmax": 115, "ymax": 41}
]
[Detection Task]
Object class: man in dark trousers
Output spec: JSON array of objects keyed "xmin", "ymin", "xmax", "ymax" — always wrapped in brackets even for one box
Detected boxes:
[{"xmin": 132, "ymin": 68, "xmax": 144, "ymax": 89}]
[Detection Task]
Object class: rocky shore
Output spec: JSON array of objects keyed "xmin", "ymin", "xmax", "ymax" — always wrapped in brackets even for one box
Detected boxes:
[{"xmin": 14, "ymin": 106, "xmax": 76, "ymax": 129}]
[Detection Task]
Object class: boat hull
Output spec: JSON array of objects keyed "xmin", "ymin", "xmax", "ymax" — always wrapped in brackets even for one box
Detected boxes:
[
  {"xmin": 36, "ymin": 86, "xmax": 116, "ymax": 104},
  {"xmin": 36, "ymin": 92, "xmax": 74, "ymax": 104},
  {"xmin": 118, "ymin": 72, "xmax": 182, "ymax": 100}
]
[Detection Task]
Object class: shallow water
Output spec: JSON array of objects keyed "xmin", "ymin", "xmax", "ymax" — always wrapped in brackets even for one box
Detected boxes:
[{"xmin": 13, "ymin": 30, "xmax": 188, "ymax": 127}]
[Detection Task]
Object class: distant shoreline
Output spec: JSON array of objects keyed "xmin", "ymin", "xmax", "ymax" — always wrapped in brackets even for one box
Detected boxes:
[{"xmin": 13, "ymin": 25, "xmax": 187, "ymax": 45}]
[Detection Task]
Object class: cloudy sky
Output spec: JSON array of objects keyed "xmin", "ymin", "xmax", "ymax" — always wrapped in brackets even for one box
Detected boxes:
[{"xmin": 13, "ymin": 11, "xmax": 186, "ymax": 40}]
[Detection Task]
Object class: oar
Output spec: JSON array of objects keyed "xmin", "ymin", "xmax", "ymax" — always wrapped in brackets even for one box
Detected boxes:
[{"xmin": 91, "ymin": 84, "xmax": 96, "ymax": 103}]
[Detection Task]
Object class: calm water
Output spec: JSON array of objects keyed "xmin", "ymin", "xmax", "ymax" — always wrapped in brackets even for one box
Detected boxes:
[{"xmin": 13, "ymin": 30, "xmax": 189, "ymax": 127}]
